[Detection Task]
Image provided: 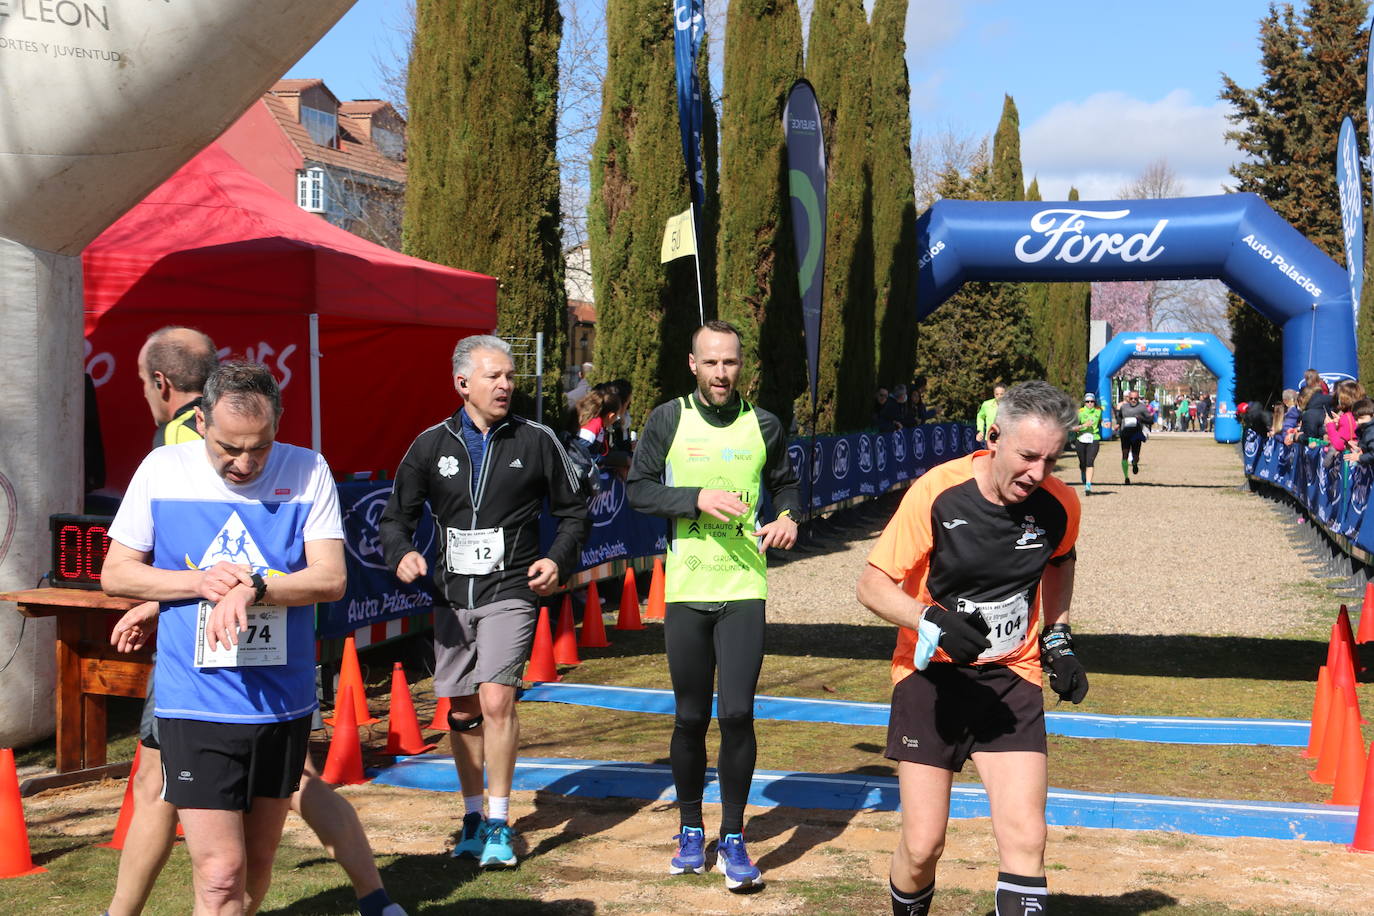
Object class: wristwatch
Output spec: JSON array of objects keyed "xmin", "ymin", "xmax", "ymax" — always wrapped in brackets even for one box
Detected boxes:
[{"xmin": 249, "ymin": 571, "xmax": 268, "ymax": 605}]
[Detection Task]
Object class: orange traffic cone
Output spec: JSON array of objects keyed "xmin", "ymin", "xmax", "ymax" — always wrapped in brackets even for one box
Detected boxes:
[
  {"xmin": 524, "ymin": 606, "xmax": 560, "ymax": 683},
  {"xmin": 1358, "ymin": 583, "xmax": 1374, "ymax": 644},
  {"xmin": 552, "ymin": 594, "xmax": 581, "ymax": 666},
  {"xmin": 1338, "ymin": 605, "xmax": 1363, "ymax": 673},
  {"xmin": 1332, "ymin": 638, "xmax": 1364, "ymax": 724},
  {"xmin": 1349, "ymin": 741, "xmax": 1374, "ymax": 851},
  {"xmin": 325, "ymin": 636, "xmax": 378, "ymax": 726},
  {"xmin": 1311, "ymin": 688, "xmax": 1351, "ymax": 785},
  {"xmin": 644, "ymin": 557, "xmax": 666, "ymax": 620},
  {"xmin": 1304, "ymin": 666, "xmax": 1332, "ymax": 759},
  {"xmin": 0, "ymin": 748, "xmax": 45, "ymax": 878},
  {"xmin": 578, "ymin": 580, "xmax": 611, "ymax": 648},
  {"xmin": 98, "ymin": 743, "xmax": 142, "ymax": 849},
  {"xmin": 383, "ymin": 663, "xmax": 437, "ymax": 756},
  {"xmin": 321, "ymin": 683, "xmax": 368, "ymax": 786},
  {"xmin": 428, "ymin": 695, "xmax": 453, "ymax": 732},
  {"xmin": 615, "ymin": 567, "xmax": 644, "ymax": 631},
  {"xmin": 1330, "ymin": 704, "xmax": 1368, "ymax": 805}
]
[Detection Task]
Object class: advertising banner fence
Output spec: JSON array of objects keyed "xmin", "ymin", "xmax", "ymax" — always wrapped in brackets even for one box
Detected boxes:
[
  {"xmin": 324, "ymin": 426, "xmax": 973, "ymax": 637},
  {"xmin": 1242, "ymin": 429, "xmax": 1374, "ymax": 552}
]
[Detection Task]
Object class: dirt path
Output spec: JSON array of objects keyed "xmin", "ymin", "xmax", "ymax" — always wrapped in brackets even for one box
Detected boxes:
[{"xmin": 21, "ymin": 434, "xmax": 1371, "ymax": 914}]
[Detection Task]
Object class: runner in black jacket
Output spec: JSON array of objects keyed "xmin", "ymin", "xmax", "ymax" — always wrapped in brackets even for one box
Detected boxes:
[{"xmin": 380, "ymin": 335, "xmax": 589, "ymax": 869}]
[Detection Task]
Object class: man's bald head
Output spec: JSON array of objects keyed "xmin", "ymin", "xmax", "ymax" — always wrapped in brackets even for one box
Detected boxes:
[{"xmin": 137, "ymin": 326, "xmax": 219, "ymax": 425}]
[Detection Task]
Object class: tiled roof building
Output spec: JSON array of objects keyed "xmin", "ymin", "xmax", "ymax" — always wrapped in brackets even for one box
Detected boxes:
[{"xmin": 219, "ymin": 79, "xmax": 406, "ymax": 250}]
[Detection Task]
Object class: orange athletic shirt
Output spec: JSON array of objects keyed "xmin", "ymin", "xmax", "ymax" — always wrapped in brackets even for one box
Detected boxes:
[{"xmin": 867, "ymin": 452, "xmax": 1080, "ymax": 685}]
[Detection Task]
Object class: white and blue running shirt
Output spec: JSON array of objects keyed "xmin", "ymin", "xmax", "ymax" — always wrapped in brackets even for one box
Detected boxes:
[{"xmin": 110, "ymin": 440, "xmax": 343, "ymax": 724}]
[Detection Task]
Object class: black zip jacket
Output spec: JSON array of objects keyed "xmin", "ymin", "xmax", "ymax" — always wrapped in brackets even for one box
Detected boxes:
[
  {"xmin": 626, "ymin": 392, "xmax": 801, "ymax": 521},
  {"xmin": 380, "ymin": 410, "xmax": 590, "ymax": 609}
]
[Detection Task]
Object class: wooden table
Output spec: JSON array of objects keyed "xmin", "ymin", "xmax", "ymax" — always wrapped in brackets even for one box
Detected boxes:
[{"xmin": 1, "ymin": 587, "xmax": 144, "ymax": 777}]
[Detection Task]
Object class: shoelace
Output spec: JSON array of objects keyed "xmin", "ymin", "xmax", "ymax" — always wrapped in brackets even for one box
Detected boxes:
[
  {"xmin": 674, "ymin": 830, "xmax": 704, "ymax": 857},
  {"xmin": 719, "ymin": 836, "xmax": 753, "ymax": 869}
]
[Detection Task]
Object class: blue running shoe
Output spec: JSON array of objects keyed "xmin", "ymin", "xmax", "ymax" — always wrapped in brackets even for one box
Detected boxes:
[
  {"xmin": 479, "ymin": 819, "xmax": 518, "ymax": 868},
  {"xmin": 451, "ymin": 812, "xmax": 486, "ymax": 859},
  {"xmin": 715, "ymin": 833, "xmax": 761, "ymax": 891},
  {"xmin": 669, "ymin": 826, "xmax": 706, "ymax": 875}
]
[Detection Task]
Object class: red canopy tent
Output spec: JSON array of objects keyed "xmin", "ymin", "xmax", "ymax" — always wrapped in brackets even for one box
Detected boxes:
[{"xmin": 84, "ymin": 143, "xmax": 497, "ymax": 490}]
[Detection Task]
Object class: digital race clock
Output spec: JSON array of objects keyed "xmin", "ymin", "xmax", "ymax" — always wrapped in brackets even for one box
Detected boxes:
[{"xmin": 49, "ymin": 514, "xmax": 114, "ymax": 590}]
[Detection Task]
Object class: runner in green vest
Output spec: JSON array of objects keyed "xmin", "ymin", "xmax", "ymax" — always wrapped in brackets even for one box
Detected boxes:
[
  {"xmin": 976, "ymin": 384, "xmax": 1005, "ymax": 445},
  {"xmin": 627, "ymin": 320, "xmax": 800, "ymax": 892}
]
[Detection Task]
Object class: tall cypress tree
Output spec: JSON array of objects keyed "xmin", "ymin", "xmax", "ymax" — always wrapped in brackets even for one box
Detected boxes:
[
  {"xmin": 1047, "ymin": 188, "xmax": 1092, "ymax": 395},
  {"xmin": 1221, "ymin": 0, "xmax": 1367, "ymax": 396},
  {"xmin": 808, "ymin": 0, "xmax": 874, "ymax": 432},
  {"xmin": 405, "ymin": 0, "xmax": 565, "ymax": 409},
  {"xmin": 1022, "ymin": 176, "xmax": 1052, "ymax": 382},
  {"xmin": 717, "ymin": 0, "xmax": 805, "ymax": 425},
  {"xmin": 587, "ymin": 0, "xmax": 711, "ymax": 416},
  {"xmin": 915, "ymin": 160, "xmax": 1037, "ymax": 421},
  {"xmin": 870, "ymin": 0, "xmax": 918, "ymax": 391}
]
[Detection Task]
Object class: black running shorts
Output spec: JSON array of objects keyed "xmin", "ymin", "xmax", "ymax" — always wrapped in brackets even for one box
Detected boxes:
[
  {"xmin": 158, "ymin": 714, "xmax": 311, "ymax": 810},
  {"xmin": 885, "ymin": 663, "xmax": 1046, "ymax": 772}
]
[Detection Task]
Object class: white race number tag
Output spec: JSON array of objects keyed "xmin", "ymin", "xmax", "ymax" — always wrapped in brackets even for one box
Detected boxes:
[
  {"xmin": 1077, "ymin": 432, "xmax": 1095, "ymax": 443},
  {"xmin": 195, "ymin": 602, "xmax": 287, "ymax": 668},
  {"xmin": 956, "ymin": 592, "xmax": 1030, "ymax": 660},
  {"xmin": 1122, "ymin": 416, "xmax": 1138, "ymax": 428},
  {"xmin": 446, "ymin": 526, "xmax": 506, "ymax": 575}
]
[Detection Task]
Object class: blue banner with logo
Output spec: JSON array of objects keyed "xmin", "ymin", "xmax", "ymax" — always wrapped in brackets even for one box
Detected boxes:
[
  {"xmin": 784, "ymin": 79, "xmax": 827, "ymax": 409},
  {"xmin": 673, "ymin": 0, "xmax": 706, "ymax": 214},
  {"xmin": 1337, "ymin": 116, "xmax": 1364, "ymax": 321},
  {"xmin": 1245, "ymin": 432, "xmax": 1374, "ymax": 551},
  {"xmin": 808, "ymin": 424, "xmax": 973, "ymax": 509},
  {"xmin": 317, "ymin": 480, "xmax": 441, "ymax": 640}
]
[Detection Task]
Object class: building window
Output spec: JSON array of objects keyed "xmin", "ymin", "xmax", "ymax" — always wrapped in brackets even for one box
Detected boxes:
[
  {"xmin": 301, "ymin": 105, "xmax": 337, "ymax": 148},
  {"xmin": 373, "ymin": 125, "xmax": 405, "ymax": 160},
  {"xmin": 297, "ymin": 167, "xmax": 326, "ymax": 213}
]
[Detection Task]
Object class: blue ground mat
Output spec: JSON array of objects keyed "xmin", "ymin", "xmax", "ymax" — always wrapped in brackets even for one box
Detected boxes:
[
  {"xmin": 519, "ymin": 682, "xmax": 1310, "ymax": 747},
  {"xmin": 371, "ymin": 755, "xmax": 1357, "ymax": 845}
]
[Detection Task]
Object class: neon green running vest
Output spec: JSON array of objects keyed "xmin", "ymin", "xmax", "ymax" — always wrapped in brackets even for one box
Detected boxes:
[{"xmin": 663, "ymin": 395, "xmax": 769, "ymax": 602}]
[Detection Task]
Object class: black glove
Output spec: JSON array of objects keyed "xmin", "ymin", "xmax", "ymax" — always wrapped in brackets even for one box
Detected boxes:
[
  {"xmin": 923, "ymin": 605, "xmax": 992, "ymax": 665},
  {"xmin": 1040, "ymin": 623, "xmax": 1089, "ymax": 703}
]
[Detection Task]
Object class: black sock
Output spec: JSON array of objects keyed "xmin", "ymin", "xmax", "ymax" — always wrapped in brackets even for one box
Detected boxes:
[
  {"xmin": 995, "ymin": 871, "xmax": 1047, "ymax": 915},
  {"xmin": 890, "ymin": 879, "xmax": 934, "ymax": 916},
  {"xmin": 358, "ymin": 888, "xmax": 394, "ymax": 916}
]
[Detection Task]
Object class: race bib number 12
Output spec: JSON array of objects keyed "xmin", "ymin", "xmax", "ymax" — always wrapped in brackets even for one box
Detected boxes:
[{"xmin": 446, "ymin": 526, "xmax": 506, "ymax": 575}]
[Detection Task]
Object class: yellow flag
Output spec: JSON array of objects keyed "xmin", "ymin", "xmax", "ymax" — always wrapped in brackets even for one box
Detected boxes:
[{"xmin": 660, "ymin": 207, "xmax": 697, "ymax": 263}]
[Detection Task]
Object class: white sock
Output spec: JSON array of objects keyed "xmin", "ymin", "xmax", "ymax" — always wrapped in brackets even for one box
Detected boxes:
[
  {"xmin": 464, "ymin": 794, "xmax": 485, "ymax": 817},
  {"xmin": 488, "ymin": 796, "xmax": 510, "ymax": 822}
]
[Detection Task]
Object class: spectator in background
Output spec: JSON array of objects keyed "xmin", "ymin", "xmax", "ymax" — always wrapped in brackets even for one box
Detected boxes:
[
  {"xmin": 565, "ymin": 361, "xmax": 593, "ymax": 411},
  {"xmin": 1346, "ymin": 398, "xmax": 1374, "ymax": 464},
  {"xmin": 1300, "ymin": 380, "xmax": 1334, "ymax": 445},
  {"xmin": 577, "ymin": 384, "xmax": 624, "ymax": 459},
  {"xmin": 1186, "ymin": 397, "xmax": 1198, "ymax": 431},
  {"xmin": 907, "ymin": 376, "xmax": 937, "ymax": 425},
  {"xmin": 1325, "ymin": 379, "xmax": 1366, "ymax": 454},
  {"xmin": 1162, "ymin": 396, "xmax": 1176, "ymax": 432},
  {"xmin": 1199, "ymin": 394, "xmax": 1213, "ymax": 433},
  {"xmin": 1176, "ymin": 393, "xmax": 1190, "ymax": 432},
  {"xmin": 879, "ymin": 385, "xmax": 906, "ymax": 431},
  {"xmin": 874, "ymin": 387, "xmax": 891, "ymax": 427},
  {"xmin": 1278, "ymin": 389, "xmax": 1300, "ymax": 445},
  {"xmin": 975, "ymin": 384, "xmax": 1005, "ymax": 446}
]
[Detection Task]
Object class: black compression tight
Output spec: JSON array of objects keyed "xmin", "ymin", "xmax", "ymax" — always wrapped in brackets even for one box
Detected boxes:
[{"xmin": 664, "ymin": 599, "xmax": 765, "ymax": 836}]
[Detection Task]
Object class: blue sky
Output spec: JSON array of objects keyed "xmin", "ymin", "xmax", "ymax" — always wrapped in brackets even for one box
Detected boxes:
[{"xmin": 287, "ymin": 0, "xmax": 1276, "ymax": 202}]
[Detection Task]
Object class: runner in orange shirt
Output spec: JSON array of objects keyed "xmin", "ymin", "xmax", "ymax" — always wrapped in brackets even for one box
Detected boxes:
[{"xmin": 856, "ymin": 380, "xmax": 1088, "ymax": 916}]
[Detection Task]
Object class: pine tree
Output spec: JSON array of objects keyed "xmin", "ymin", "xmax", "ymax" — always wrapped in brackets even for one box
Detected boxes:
[
  {"xmin": 405, "ymin": 0, "xmax": 566, "ymax": 412},
  {"xmin": 588, "ymin": 0, "xmax": 713, "ymax": 417},
  {"xmin": 717, "ymin": 0, "xmax": 805, "ymax": 426},
  {"xmin": 808, "ymin": 0, "xmax": 874, "ymax": 432},
  {"xmin": 870, "ymin": 0, "xmax": 918, "ymax": 391},
  {"xmin": 1221, "ymin": 0, "xmax": 1367, "ymax": 397},
  {"xmin": 1022, "ymin": 177, "xmax": 1052, "ymax": 385},
  {"xmin": 1048, "ymin": 188, "xmax": 1091, "ymax": 395}
]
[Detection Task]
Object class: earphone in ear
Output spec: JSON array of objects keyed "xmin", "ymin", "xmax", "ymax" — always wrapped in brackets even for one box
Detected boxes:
[
  {"xmin": 988, "ymin": 428, "xmax": 999, "ymax": 443},
  {"xmin": 458, "ymin": 378, "xmax": 468, "ymax": 389},
  {"xmin": 154, "ymin": 377, "xmax": 163, "ymax": 390}
]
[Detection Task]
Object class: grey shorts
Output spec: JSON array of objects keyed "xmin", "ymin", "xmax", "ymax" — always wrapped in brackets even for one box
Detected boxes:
[
  {"xmin": 434, "ymin": 598, "xmax": 537, "ymax": 697},
  {"xmin": 139, "ymin": 652, "xmax": 160, "ymax": 750}
]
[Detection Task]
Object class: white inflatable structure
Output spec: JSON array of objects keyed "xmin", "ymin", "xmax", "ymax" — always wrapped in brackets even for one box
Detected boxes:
[{"xmin": 0, "ymin": 0, "xmax": 356, "ymax": 748}]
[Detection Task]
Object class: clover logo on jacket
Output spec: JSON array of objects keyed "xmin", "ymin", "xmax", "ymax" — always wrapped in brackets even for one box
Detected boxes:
[{"xmin": 437, "ymin": 455, "xmax": 459, "ymax": 478}]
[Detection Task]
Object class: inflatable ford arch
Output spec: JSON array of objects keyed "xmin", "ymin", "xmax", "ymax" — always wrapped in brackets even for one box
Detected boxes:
[
  {"xmin": 915, "ymin": 194, "xmax": 1358, "ymax": 392},
  {"xmin": 1086, "ymin": 332, "xmax": 1239, "ymax": 443}
]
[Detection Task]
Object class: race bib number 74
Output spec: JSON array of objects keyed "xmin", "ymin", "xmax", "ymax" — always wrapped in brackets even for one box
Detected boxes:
[{"xmin": 195, "ymin": 601, "xmax": 287, "ymax": 668}]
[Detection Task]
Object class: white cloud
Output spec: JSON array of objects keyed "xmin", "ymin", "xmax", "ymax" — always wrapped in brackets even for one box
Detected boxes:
[{"xmin": 1021, "ymin": 90, "xmax": 1240, "ymax": 201}]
